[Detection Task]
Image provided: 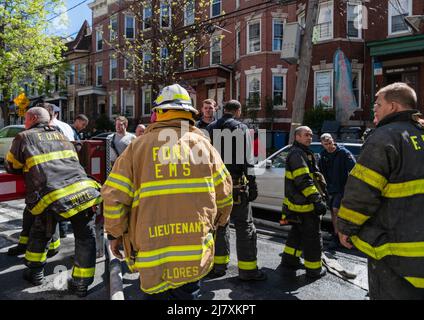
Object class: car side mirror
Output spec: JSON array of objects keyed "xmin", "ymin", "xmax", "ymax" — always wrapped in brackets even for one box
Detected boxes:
[{"xmin": 265, "ymin": 160, "xmax": 272, "ymax": 168}]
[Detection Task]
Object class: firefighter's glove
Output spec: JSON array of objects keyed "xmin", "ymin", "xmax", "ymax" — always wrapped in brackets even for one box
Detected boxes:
[
  {"xmin": 314, "ymin": 201, "xmax": 327, "ymax": 216},
  {"xmin": 247, "ymin": 182, "xmax": 258, "ymax": 202}
]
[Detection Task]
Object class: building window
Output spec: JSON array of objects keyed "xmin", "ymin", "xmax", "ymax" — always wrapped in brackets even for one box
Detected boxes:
[
  {"xmin": 110, "ymin": 58, "xmax": 117, "ymax": 80},
  {"xmin": 96, "ymin": 63, "xmax": 103, "ymax": 86},
  {"xmin": 161, "ymin": 1, "xmax": 171, "ymax": 28},
  {"xmin": 210, "ymin": 36, "xmax": 222, "ymax": 65},
  {"xmin": 298, "ymin": 11, "xmax": 306, "ymax": 28},
  {"xmin": 236, "ymin": 0, "xmax": 240, "ymax": 9},
  {"xmin": 184, "ymin": 0, "xmax": 195, "ymax": 26},
  {"xmin": 124, "ymin": 58, "xmax": 133, "ymax": 79},
  {"xmin": 388, "ymin": 0, "xmax": 411, "ymax": 34},
  {"xmin": 247, "ymin": 21, "xmax": 261, "ymax": 53},
  {"xmin": 125, "ymin": 15, "xmax": 135, "ymax": 39},
  {"xmin": 273, "ymin": 19, "xmax": 284, "ymax": 51},
  {"xmin": 124, "ymin": 92, "xmax": 134, "ymax": 118},
  {"xmin": 352, "ymin": 70, "xmax": 361, "ymax": 108},
  {"xmin": 143, "ymin": 5, "xmax": 152, "ymax": 29},
  {"xmin": 96, "ymin": 30, "xmax": 103, "ymax": 51},
  {"xmin": 109, "ymin": 92, "xmax": 119, "ymax": 118},
  {"xmin": 315, "ymin": 1, "xmax": 333, "ymax": 41},
  {"xmin": 68, "ymin": 64, "xmax": 75, "ymax": 85},
  {"xmin": 77, "ymin": 64, "xmax": 86, "ymax": 85},
  {"xmin": 347, "ymin": 2, "xmax": 362, "ymax": 38},
  {"xmin": 272, "ymin": 75, "xmax": 286, "ymax": 108},
  {"xmin": 236, "ymin": 29, "xmax": 241, "ymax": 59},
  {"xmin": 143, "ymin": 50, "xmax": 152, "ymax": 72},
  {"xmin": 236, "ymin": 78, "xmax": 240, "ymax": 102},
  {"xmin": 314, "ymin": 70, "xmax": 333, "ymax": 108},
  {"xmin": 142, "ymin": 87, "xmax": 152, "ymax": 116},
  {"xmin": 211, "ymin": 0, "xmax": 221, "ymax": 17},
  {"xmin": 110, "ymin": 15, "xmax": 118, "ymax": 41},
  {"xmin": 184, "ymin": 41, "xmax": 195, "ymax": 70},
  {"xmin": 246, "ymin": 76, "xmax": 261, "ymax": 109}
]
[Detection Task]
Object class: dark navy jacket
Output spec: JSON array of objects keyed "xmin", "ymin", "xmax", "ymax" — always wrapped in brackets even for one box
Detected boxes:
[{"xmin": 318, "ymin": 145, "xmax": 356, "ymax": 194}]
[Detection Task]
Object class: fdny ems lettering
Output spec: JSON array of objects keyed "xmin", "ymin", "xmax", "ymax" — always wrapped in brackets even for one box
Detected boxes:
[
  {"xmin": 409, "ymin": 135, "xmax": 424, "ymax": 151},
  {"xmin": 152, "ymin": 146, "xmax": 191, "ymax": 178},
  {"xmin": 162, "ymin": 266, "xmax": 199, "ymax": 280},
  {"xmin": 148, "ymin": 222, "xmax": 203, "ymax": 238}
]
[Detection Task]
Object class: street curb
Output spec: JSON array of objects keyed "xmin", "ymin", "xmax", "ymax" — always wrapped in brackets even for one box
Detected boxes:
[{"xmin": 105, "ymin": 238, "xmax": 125, "ymax": 300}]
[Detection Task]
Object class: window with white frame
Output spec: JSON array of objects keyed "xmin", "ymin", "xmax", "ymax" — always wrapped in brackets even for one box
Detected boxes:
[
  {"xmin": 388, "ymin": 0, "xmax": 411, "ymax": 34},
  {"xmin": 110, "ymin": 57, "xmax": 117, "ymax": 80},
  {"xmin": 96, "ymin": 63, "xmax": 103, "ymax": 86},
  {"xmin": 142, "ymin": 87, "xmax": 152, "ymax": 116},
  {"xmin": 143, "ymin": 50, "xmax": 152, "ymax": 72},
  {"xmin": 109, "ymin": 92, "xmax": 119, "ymax": 118},
  {"xmin": 124, "ymin": 92, "xmax": 135, "ymax": 118},
  {"xmin": 96, "ymin": 30, "xmax": 103, "ymax": 51},
  {"xmin": 236, "ymin": 77, "xmax": 240, "ymax": 102},
  {"xmin": 184, "ymin": 40, "xmax": 195, "ymax": 70},
  {"xmin": 124, "ymin": 58, "xmax": 133, "ymax": 79},
  {"xmin": 316, "ymin": 2, "xmax": 333, "ymax": 41},
  {"xmin": 210, "ymin": 36, "xmax": 222, "ymax": 65},
  {"xmin": 351, "ymin": 70, "xmax": 361, "ymax": 108},
  {"xmin": 184, "ymin": 0, "xmax": 195, "ymax": 26},
  {"xmin": 78, "ymin": 64, "xmax": 86, "ymax": 85},
  {"xmin": 161, "ymin": 1, "xmax": 171, "ymax": 28},
  {"xmin": 143, "ymin": 5, "xmax": 152, "ymax": 29},
  {"xmin": 347, "ymin": 2, "xmax": 362, "ymax": 38},
  {"xmin": 314, "ymin": 70, "xmax": 333, "ymax": 108},
  {"xmin": 247, "ymin": 21, "xmax": 261, "ymax": 53},
  {"xmin": 236, "ymin": 29, "xmax": 241, "ymax": 59},
  {"xmin": 273, "ymin": 19, "xmax": 284, "ymax": 51},
  {"xmin": 246, "ymin": 75, "xmax": 261, "ymax": 109},
  {"xmin": 125, "ymin": 15, "xmax": 135, "ymax": 39},
  {"xmin": 236, "ymin": 0, "xmax": 240, "ymax": 9},
  {"xmin": 272, "ymin": 74, "xmax": 286, "ymax": 108},
  {"xmin": 160, "ymin": 47, "xmax": 169, "ymax": 71},
  {"xmin": 110, "ymin": 15, "xmax": 118, "ymax": 41},
  {"xmin": 211, "ymin": 0, "xmax": 221, "ymax": 17}
]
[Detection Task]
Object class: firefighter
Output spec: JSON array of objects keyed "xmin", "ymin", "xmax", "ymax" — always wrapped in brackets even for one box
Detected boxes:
[
  {"xmin": 280, "ymin": 126, "xmax": 328, "ymax": 278},
  {"xmin": 206, "ymin": 100, "xmax": 266, "ymax": 281},
  {"xmin": 338, "ymin": 82, "xmax": 424, "ymax": 299},
  {"xmin": 5, "ymin": 107, "xmax": 102, "ymax": 297},
  {"xmin": 102, "ymin": 84, "xmax": 233, "ymax": 299}
]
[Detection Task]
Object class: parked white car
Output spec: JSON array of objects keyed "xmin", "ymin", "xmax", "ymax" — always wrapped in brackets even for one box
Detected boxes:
[
  {"xmin": 0, "ymin": 125, "xmax": 25, "ymax": 163},
  {"xmin": 251, "ymin": 142, "xmax": 362, "ymax": 212}
]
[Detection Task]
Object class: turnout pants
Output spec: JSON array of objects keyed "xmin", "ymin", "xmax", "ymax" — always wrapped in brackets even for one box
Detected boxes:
[
  {"xmin": 368, "ymin": 258, "xmax": 424, "ymax": 300},
  {"xmin": 25, "ymin": 208, "xmax": 97, "ymax": 286},
  {"xmin": 282, "ymin": 214, "xmax": 323, "ymax": 275},
  {"xmin": 18, "ymin": 206, "xmax": 60, "ymax": 252},
  {"xmin": 214, "ymin": 193, "xmax": 259, "ymax": 274}
]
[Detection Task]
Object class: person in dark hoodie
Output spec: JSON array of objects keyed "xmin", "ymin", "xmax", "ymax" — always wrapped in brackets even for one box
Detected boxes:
[{"xmin": 318, "ymin": 133, "xmax": 356, "ymax": 249}]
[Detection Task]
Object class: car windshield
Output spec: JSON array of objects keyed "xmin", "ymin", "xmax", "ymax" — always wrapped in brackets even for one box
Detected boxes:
[
  {"xmin": 7, "ymin": 127, "xmax": 24, "ymax": 137},
  {"xmin": 0, "ymin": 127, "xmax": 8, "ymax": 139}
]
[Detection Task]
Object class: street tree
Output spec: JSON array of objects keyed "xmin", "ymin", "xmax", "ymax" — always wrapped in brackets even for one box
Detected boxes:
[{"xmin": 0, "ymin": 0, "xmax": 66, "ymax": 124}]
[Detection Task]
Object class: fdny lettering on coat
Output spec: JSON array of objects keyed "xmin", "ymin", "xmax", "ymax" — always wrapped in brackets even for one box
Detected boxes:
[
  {"xmin": 149, "ymin": 221, "xmax": 204, "ymax": 238},
  {"xmin": 37, "ymin": 132, "xmax": 64, "ymax": 141},
  {"xmin": 152, "ymin": 146, "xmax": 191, "ymax": 178},
  {"xmin": 409, "ymin": 135, "xmax": 424, "ymax": 151}
]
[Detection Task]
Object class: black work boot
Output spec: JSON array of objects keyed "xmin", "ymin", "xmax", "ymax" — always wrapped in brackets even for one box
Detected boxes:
[
  {"xmin": 68, "ymin": 279, "xmax": 88, "ymax": 298},
  {"xmin": 280, "ymin": 257, "xmax": 304, "ymax": 270},
  {"xmin": 47, "ymin": 249, "xmax": 59, "ymax": 258},
  {"xmin": 306, "ymin": 267, "xmax": 327, "ymax": 279},
  {"xmin": 206, "ymin": 265, "xmax": 227, "ymax": 279},
  {"xmin": 7, "ymin": 244, "xmax": 27, "ymax": 256},
  {"xmin": 23, "ymin": 268, "xmax": 44, "ymax": 286},
  {"xmin": 238, "ymin": 269, "xmax": 267, "ymax": 281}
]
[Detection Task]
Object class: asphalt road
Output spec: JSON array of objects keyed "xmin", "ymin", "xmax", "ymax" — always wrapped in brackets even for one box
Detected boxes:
[{"xmin": 0, "ymin": 199, "xmax": 368, "ymax": 300}]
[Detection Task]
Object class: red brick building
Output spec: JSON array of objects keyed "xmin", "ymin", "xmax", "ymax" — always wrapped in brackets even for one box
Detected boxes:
[{"xmin": 78, "ymin": 0, "xmax": 423, "ymax": 131}]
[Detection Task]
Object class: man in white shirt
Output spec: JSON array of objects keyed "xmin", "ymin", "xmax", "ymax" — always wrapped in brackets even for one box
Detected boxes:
[{"xmin": 109, "ymin": 116, "xmax": 135, "ymax": 163}]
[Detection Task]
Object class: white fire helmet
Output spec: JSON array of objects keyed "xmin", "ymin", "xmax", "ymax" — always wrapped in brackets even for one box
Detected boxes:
[{"xmin": 153, "ymin": 84, "xmax": 198, "ymax": 114}]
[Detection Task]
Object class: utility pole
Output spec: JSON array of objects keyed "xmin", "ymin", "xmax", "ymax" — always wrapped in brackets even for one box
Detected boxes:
[{"xmin": 288, "ymin": 0, "xmax": 319, "ymax": 143}]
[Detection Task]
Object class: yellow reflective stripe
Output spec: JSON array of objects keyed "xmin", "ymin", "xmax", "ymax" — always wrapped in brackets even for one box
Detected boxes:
[
  {"xmin": 238, "ymin": 260, "xmax": 257, "ymax": 270},
  {"xmin": 134, "ymin": 235, "xmax": 214, "ymax": 268},
  {"xmin": 304, "ymin": 259, "xmax": 322, "ymax": 270},
  {"xmin": 19, "ymin": 236, "xmax": 29, "ymax": 245},
  {"xmin": 404, "ymin": 277, "xmax": 424, "ymax": 288},
  {"xmin": 104, "ymin": 173, "xmax": 134, "ymax": 197},
  {"xmin": 350, "ymin": 163, "xmax": 387, "ymax": 191},
  {"xmin": 338, "ymin": 205, "xmax": 370, "ymax": 226},
  {"xmin": 382, "ymin": 179, "xmax": 424, "ymax": 198},
  {"xmin": 72, "ymin": 266, "xmax": 95, "ymax": 278},
  {"xmin": 216, "ymin": 195, "xmax": 233, "ymax": 209},
  {"xmin": 213, "ymin": 165, "xmax": 230, "ymax": 186},
  {"xmin": 351, "ymin": 236, "xmax": 424, "ymax": 260},
  {"xmin": 25, "ymin": 150, "xmax": 78, "ymax": 171},
  {"xmin": 6, "ymin": 151, "xmax": 23, "ymax": 169},
  {"xmin": 49, "ymin": 238, "xmax": 60, "ymax": 250},
  {"xmin": 31, "ymin": 180, "xmax": 101, "ymax": 215},
  {"xmin": 283, "ymin": 245, "xmax": 302, "ymax": 257},
  {"xmin": 214, "ymin": 255, "xmax": 230, "ymax": 265},
  {"xmin": 283, "ymin": 198, "xmax": 314, "ymax": 212},
  {"xmin": 104, "ymin": 204, "xmax": 126, "ymax": 220},
  {"xmin": 58, "ymin": 197, "xmax": 102, "ymax": 219},
  {"xmin": 285, "ymin": 171, "xmax": 294, "ymax": 180},
  {"xmin": 293, "ymin": 167, "xmax": 310, "ymax": 179},
  {"xmin": 25, "ymin": 250, "xmax": 47, "ymax": 262},
  {"xmin": 156, "ymin": 93, "xmax": 190, "ymax": 105},
  {"xmin": 125, "ymin": 258, "xmax": 136, "ymax": 273},
  {"xmin": 302, "ymin": 185, "xmax": 319, "ymax": 197}
]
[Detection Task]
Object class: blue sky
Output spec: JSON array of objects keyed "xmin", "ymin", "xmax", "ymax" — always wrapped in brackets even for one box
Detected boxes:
[{"xmin": 48, "ymin": 0, "xmax": 92, "ymax": 39}]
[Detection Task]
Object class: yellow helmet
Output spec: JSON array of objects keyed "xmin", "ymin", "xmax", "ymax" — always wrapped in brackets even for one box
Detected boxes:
[{"xmin": 153, "ymin": 84, "xmax": 198, "ymax": 114}]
